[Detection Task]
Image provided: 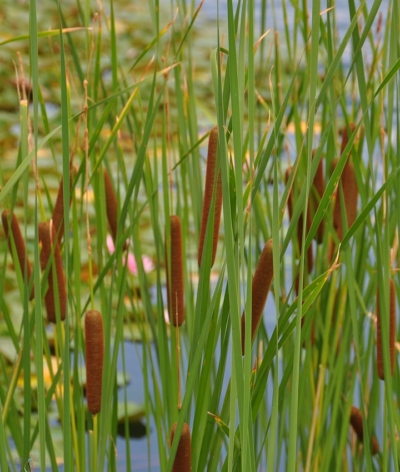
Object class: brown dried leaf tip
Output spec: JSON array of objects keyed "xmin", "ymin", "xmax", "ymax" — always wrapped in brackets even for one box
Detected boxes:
[
  {"xmin": 349, "ymin": 406, "xmax": 379, "ymax": 455},
  {"xmin": 85, "ymin": 310, "xmax": 104, "ymax": 416},
  {"xmin": 38, "ymin": 222, "xmax": 67, "ymax": 323},
  {"xmin": 241, "ymin": 239, "xmax": 274, "ymax": 355},
  {"xmin": 104, "ymin": 168, "xmax": 127, "ymax": 250},
  {"xmin": 166, "ymin": 215, "xmax": 185, "ymax": 327},
  {"xmin": 376, "ymin": 277, "xmax": 396, "ymax": 380},
  {"xmin": 170, "ymin": 422, "xmax": 191, "ymax": 472},
  {"xmin": 198, "ymin": 126, "xmax": 223, "ymax": 268},
  {"xmin": 52, "ymin": 166, "xmax": 77, "ymax": 244},
  {"xmin": 2, "ymin": 210, "xmax": 34, "ymax": 300}
]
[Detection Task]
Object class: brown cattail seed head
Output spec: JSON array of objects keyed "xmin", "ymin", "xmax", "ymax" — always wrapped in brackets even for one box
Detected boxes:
[
  {"xmin": 332, "ymin": 124, "xmax": 358, "ymax": 241},
  {"xmin": 340, "ymin": 123, "xmax": 356, "ymax": 155},
  {"xmin": 285, "ymin": 167, "xmax": 294, "ymax": 221},
  {"xmin": 332, "ymin": 160, "xmax": 358, "ymax": 241},
  {"xmin": 350, "ymin": 406, "xmax": 379, "ymax": 455},
  {"xmin": 166, "ymin": 215, "xmax": 185, "ymax": 326},
  {"xmin": 104, "ymin": 168, "xmax": 126, "ymax": 249},
  {"xmin": 371, "ymin": 435, "xmax": 380, "ymax": 456},
  {"xmin": 241, "ymin": 239, "xmax": 274, "ymax": 354},
  {"xmin": 376, "ymin": 278, "xmax": 396, "ymax": 380},
  {"xmin": 170, "ymin": 422, "xmax": 191, "ymax": 472},
  {"xmin": 350, "ymin": 406, "xmax": 364, "ymax": 442},
  {"xmin": 310, "ymin": 151, "xmax": 325, "ymax": 244},
  {"xmin": 85, "ymin": 310, "xmax": 104, "ymax": 415},
  {"xmin": 38, "ymin": 222, "xmax": 67, "ymax": 323},
  {"xmin": 52, "ymin": 166, "xmax": 77, "ymax": 244},
  {"xmin": 2, "ymin": 210, "xmax": 34, "ymax": 300},
  {"xmin": 198, "ymin": 126, "xmax": 222, "ymax": 268},
  {"xmin": 285, "ymin": 168, "xmax": 313, "ymax": 272}
]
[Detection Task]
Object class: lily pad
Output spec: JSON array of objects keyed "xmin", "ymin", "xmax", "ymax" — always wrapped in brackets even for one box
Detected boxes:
[
  {"xmin": 0, "ymin": 337, "xmax": 17, "ymax": 363},
  {"xmin": 123, "ymin": 322, "xmax": 154, "ymax": 343},
  {"xmin": 74, "ymin": 366, "xmax": 130, "ymax": 389},
  {"xmin": 117, "ymin": 401, "xmax": 146, "ymax": 424}
]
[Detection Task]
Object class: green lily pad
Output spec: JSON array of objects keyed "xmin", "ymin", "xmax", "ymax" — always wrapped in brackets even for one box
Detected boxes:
[{"xmin": 117, "ymin": 401, "xmax": 146, "ymax": 423}]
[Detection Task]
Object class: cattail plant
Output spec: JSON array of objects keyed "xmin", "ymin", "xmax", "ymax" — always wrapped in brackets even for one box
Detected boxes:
[
  {"xmin": 332, "ymin": 161, "xmax": 358, "ymax": 241},
  {"xmin": 241, "ymin": 239, "xmax": 274, "ymax": 355},
  {"xmin": 349, "ymin": 406, "xmax": 379, "ymax": 455},
  {"xmin": 340, "ymin": 122, "xmax": 356, "ymax": 155},
  {"xmin": 2, "ymin": 209, "xmax": 34, "ymax": 300},
  {"xmin": 85, "ymin": 310, "xmax": 104, "ymax": 415},
  {"xmin": 38, "ymin": 221, "xmax": 67, "ymax": 323},
  {"xmin": 333, "ymin": 124, "xmax": 358, "ymax": 241},
  {"xmin": 165, "ymin": 215, "xmax": 185, "ymax": 326},
  {"xmin": 310, "ymin": 150, "xmax": 325, "ymax": 244},
  {"xmin": 376, "ymin": 277, "xmax": 396, "ymax": 380},
  {"xmin": 52, "ymin": 165, "xmax": 77, "ymax": 244},
  {"xmin": 285, "ymin": 167, "xmax": 313, "ymax": 273},
  {"xmin": 198, "ymin": 126, "xmax": 222, "ymax": 268},
  {"xmin": 170, "ymin": 422, "xmax": 191, "ymax": 472},
  {"xmin": 103, "ymin": 167, "xmax": 126, "ymax": 249}
]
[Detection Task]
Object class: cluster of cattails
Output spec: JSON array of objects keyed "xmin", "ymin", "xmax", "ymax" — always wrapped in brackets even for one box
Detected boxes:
[
  {"xmin": 349, "ymin": 406, "xmax": 379, "ymax": 455},
  {"xmin": 38, "ymin": 167, "xmax": 77, "ymax": 321},
  {"xmin": 241, "ymin": 239, "xmax": 274, "ymax": 355},
  {"xmin": 286, "ymin": 124, "xmax": 359, "ymax": 266},
  {"xmin": 376, "ymin": 277, "xmax": 396, "ymax": 380},
  {"xmin": 170, "ymin": 422, "xmax": 191, "ymax": 472},
  {"xmin": 38, "ymin": 222, "xmax": 67, "ymax": 323},
  {"xmin": 2, "ymin": 209, "xmax": 34, "ymax": 300},
  {"xmin": 198, "ymin": 126, "xmax": 222, "ymax": 268},
  {"xmin": 85, "ymin": 310, "xmax": 104, "ymax": 415},
  {"xmin": 2, "ymin": 168, "xmax": 77, "ymax": 318}
]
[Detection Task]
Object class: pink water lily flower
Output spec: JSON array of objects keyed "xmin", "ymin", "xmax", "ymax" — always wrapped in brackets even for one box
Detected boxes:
[{"xmin": 106, "ymin": 235, "xmax": 154, "ymax": 275}]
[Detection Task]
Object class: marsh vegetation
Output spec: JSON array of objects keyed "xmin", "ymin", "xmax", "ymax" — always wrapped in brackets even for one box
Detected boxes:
[{"xmin": 0, "ymin": 0, "xmax": 399, "ymax": 470}]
